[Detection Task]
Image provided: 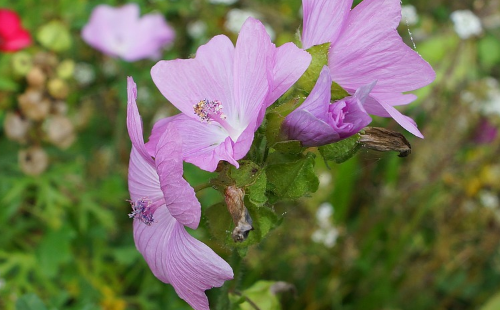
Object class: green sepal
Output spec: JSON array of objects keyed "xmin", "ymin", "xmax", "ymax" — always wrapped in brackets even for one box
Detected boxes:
[
  {"xmin": 331, "ymin": 81, "xmax": 350, "ymax": 101},
  {"xmin": 266, "ymin": 151, "xmax": 319, "ymax": 201},
  {"xmin": 318, "ymin": 134, "xmax": 361, "ymax": 164},
  {"xmin": 296, "ymin": 42, "xmax": 330, "ymax": 94}
]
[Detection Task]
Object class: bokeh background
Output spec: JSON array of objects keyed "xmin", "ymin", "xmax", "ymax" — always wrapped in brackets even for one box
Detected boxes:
[{"xmin": 1, "ymin": 0, "xmax": 500, "ymax": 309}]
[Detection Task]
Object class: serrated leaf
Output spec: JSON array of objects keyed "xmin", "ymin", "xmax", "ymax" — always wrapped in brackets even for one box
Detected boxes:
[
  {"xmin": 297, "ymin": 43, "xmax": 330, "ymax": 93},
  {"xmin": 230, "ymin": 160, "xmax": 262, "ymax": 188},
  {"xmin": 318, "ymin": 134, "xmax": 361, "ymax": 163},
  {"xmin": 16, "ymin": 294, "xmax": 48, "ymax": 310},
  {"xmin": 266, "ymin": 152, "xmax": 319, "ymax": 200},
  {"xmin": 247, "ymin": 172, "xmax": 267, "ymax": 206}
]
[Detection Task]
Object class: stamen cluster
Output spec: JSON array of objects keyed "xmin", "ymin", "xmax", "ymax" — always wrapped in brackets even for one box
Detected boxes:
[
  {"xmin": 128, "ymin": 198, "xmax": 154, "ymax": 225},
  {"xmin": 193, "ymin": 99, "xmax": 226, "ymax": 123}
]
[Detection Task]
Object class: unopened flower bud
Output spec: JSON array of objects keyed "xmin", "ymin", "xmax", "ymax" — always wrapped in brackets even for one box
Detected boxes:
[
  {"xmin": 4, "ymin": 112, "xmax": 31, "ymax": 143},
  {"xmin": 26, "ymin": 66, "xmax": 46, "ymax": 88},
  {"xmin": 47, "ymin": 78, "xmax": 69, "ymax": 99},
  {"xmin": 19, "ymin": 147, "xmax": 49, "ymax": 176},
  {"xmin": 224, "ymin": 185, "xmax": 253, "ymax": 242},
  {"xmin": 18, "ymin": 88, "xmax": 51, "ymax": 121},
  {"xmin": 358, "ymin": 127, "xmax": 412, "ymax": 157},
  {"xmin": 44, "ymin": 115, "xmax": 75, "ymax": 149}
]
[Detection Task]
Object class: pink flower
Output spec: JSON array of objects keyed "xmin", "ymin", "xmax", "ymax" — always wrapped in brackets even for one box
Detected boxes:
[
  {"xmin": 282, "ymin": 66, "xmax": 373, "ymax": 146},
  {"xmin": 82, "ymin": 4, "xmax": 175, "ymax": 62},
  {"xmin": 301, "ymin": 0, "xmax": 435, "ymax": 138},
  {"xmin": 126, "ymin": 77, "xmax": 232, "ymax": 310},
  {"xmin": 145, "ymin": 17, "xmax": 311, "ymax": 172},
  {"xmin": 0, "ymin": 9, "xmax": 31, "ymax": 52}
]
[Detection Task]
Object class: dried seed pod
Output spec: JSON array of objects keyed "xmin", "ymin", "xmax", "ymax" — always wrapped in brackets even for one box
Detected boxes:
[
  {"xmin": 224, "ymin": 185, "xmax": 253, "ymax": 242},
  {"xmin": 18, "ymin": 88, "xmax": 51, "ymax": 121},
  {"xmin": 19, "ymin": 147, "xmax": 49, "ymax": 176},
  {"xmin": 358, "ymin": 127, "xmax": 412, "ymax": 157},
  {"xmin": 45, "ymin": 115, "xmax": 75, "ymax": 149},
  {"xmin": 4, "ymin": 112, "xmax": 31, "ymax": 143},
  {"xmin": 26, "ymin": 66, "xmax": 46, "ymax": 88}
]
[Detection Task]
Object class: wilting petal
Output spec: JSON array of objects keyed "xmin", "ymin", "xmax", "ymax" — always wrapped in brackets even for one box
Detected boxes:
[
  {"xmin": 232, "ymin": 18, "xmax": 272, "ymax": 130},
  {"xmin": 266, "ymin": 42, "xmax": 312, "ymax": 105},
  {"xmin": 155, "ymin": 123, "xmax": 201, "ymax": 229},
  {"xmin": 329, "ymin": 0, "xmax": 435, "ymax": 98},
  {"xmin": 133, "ymin": 206, "xmax": 233, "ymax": 310},
  {"xmin": 127, "ymin": 77, "xmax": 154, "ymax": 166},
  {"xmin": 283, "ymin": 109, "xmax": 340, "ymax": 146},
  {"xmin": 301, "ymin": 0, "xmax": 352, "ymax": 49},
  {"xmin": 151, "ymin": 35, "xmax": 235, "ymax": 119},
  {"xmin": 376, "ymin": 100, "xmax": 423, "ymax": 138}
]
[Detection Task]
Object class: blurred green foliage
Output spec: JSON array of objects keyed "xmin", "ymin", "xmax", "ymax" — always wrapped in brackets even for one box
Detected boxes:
[{"xmin": 1, "ymin": 0, "xmax": 500, "ymax": 309}]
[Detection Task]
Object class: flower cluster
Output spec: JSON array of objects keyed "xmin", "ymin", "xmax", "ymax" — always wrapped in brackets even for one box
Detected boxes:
[{"xmin": 124, "ymin": 0, "xmax": 434, "ymax": 309}]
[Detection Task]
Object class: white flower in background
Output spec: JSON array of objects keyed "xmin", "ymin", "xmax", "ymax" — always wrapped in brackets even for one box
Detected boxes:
[
  {"xmin": 74, "ymin": 62, "xmax": 95, "ymax": 86},
  {"xmin": 312, "ymin": 202, "xmax": 339, "ymax": 248},
  {"xmin": 318, "ymin": 172, "xmax": 332, "ymax": 188},
  {"xmin": 479, "ymin": 190, "xmax": 499, "ymax": 210},
  {"xmin": 187, "ymin": 20, "xmax": 207, "ymax": 39},
  {"xmin": 208, "ymin": 0, "xmax": 238, "ymax": 5},
  {"xmin": 225, "ymin": 9, "xmax": 275, "ymax": 40},
  {"xmin": 482, "ymin": 78, "xmax": 500, "ymax": 116},
  {"xmin": 450, "ymin": 10, "xmax": 482, "ymax": 39},
  {"xmin": 401, "ymin": 5, "xmax": 419, "ymax": 26}
]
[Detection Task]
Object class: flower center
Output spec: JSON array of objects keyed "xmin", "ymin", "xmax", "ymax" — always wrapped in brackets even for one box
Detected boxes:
[
  {"xmin": 128, "ymin": 198, "xmax": 155, "ymax": 225},
  {"xmin": 193, "ymin": 99, "xmax": 239, "ymax": 139}
]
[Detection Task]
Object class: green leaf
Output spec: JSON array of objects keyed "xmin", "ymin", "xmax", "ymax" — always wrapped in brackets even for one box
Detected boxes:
[
  {"xmin": 37, "ymin": 20, "xmax": 72, "ymax": 52},
  {"xmin": 481, "ymin": 291, "xmax": 500, "ymax": 310},
  {"xmin": 318, "ymin": 134, "xmax": 361, "ymax": 164},
  {"xmin": 247, "ymin": 172, "xmax": 267, "ymax": 206},
  {"xmin": 36, "ymin": 225, "xmax": 75, "ymax": 278},
  {"xmin": 272, "ymin": 140, "xmax": 303, "ymax": 155},
  {"xmin": 266, "ymin": 152, "xmax": 319, "ymax": 200},
  {"xmin": 331, "ymin": 81, "xmax": 350, "ymax": 101},
  {"xmin": 235, "ymin": 281, "xmax": 281, "ymax": 310},
  {"xmin": 478, "ymin": 35, "xmax": 500, "ymax": 69},
  {"xmin": 205, "ymin": 201, "xmax": 281, "ymax": 250},
  {"xmin": 297, "ymin": 43, "xmax": 330, "ymax": 93},
  {"xmin": 16, "ymin": 293, "xmax": 48, "ymax": 310},
  {"xmin": 229, "ymin": 160, "xmax": 262, "ymax": 188}
]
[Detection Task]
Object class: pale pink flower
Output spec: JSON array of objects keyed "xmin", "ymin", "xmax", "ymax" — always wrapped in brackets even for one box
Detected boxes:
[
  {"xmin": 82, "ymin": 4, "xmax": 175, "ymax": 62},
  {"xmin": 126, "ymin": 77, "xmax": 232, "ymax": 310},
  {"xmin": 301, "ymin": 0, "xmax": 435, "ymax": 138}
]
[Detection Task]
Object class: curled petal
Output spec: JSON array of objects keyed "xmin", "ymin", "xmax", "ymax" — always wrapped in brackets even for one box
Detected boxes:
[
  {"xmin": 155, "ymin": 123, "xmax": 201, "ymax": 229},
  {"xmin": 283, "ymin": 109, "xmax": 340, "ymax": 147},
  {"xmin": 133, "ymin": 207, "xmax": 233, "ymax": 310}
]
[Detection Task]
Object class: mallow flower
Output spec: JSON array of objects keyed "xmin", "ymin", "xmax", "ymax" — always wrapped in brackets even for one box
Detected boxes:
[
  {"xmin": 82, "ymin": 4, "xmax": 175, "ymax": 62},
  {"xmin": 0, "ymin": 9, "xmax": 31, "ymax": 52},
  {"xmin": 126, "ymin": 77, "xmax": 232, "ymax": 310},
  {"xmin": 282, "ymin": 66, "xmax": 373, "ymax": 147},
  {"xmin": 145, "ymin": 17, "xmax": 311, "ymax": 172},
  {"xmin": 301, "ymin": 0, "xmax": 435, "ymax": 138}
]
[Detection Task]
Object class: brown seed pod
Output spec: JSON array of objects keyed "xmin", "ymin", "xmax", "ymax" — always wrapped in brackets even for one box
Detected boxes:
[
  {"xmin": 18, "ymin": 88, "xmax": 51, "ymax": 121},
  {"xmin": 4, "ymin": 112, "xmax": 31, "ymax": 143},
  {"xmin": 26, "ymin": 66, "xmax": 47, "ymax": 88},
  {"xmin": 224, "ymin": 185, "xmax": 253, "ymax": 242},
  {"xmin": 44, "ymin": 115, "xmax": 75, "ymax": 149},
  {"xmin": 19, "ymin": 147, "xmax": 49, "ymax": 176},
  {"xmin": 358, "ymin": 127, "xmax": 412, "ymax": 157}
]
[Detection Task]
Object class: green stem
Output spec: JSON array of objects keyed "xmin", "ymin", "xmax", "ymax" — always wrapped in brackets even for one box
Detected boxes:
[{"xmin": 194, "ymin": 182, "xmax": 212, "ymax": 193}]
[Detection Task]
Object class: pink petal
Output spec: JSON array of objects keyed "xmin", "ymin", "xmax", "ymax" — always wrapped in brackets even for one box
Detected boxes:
[
  {"xmin": 155, "ymin": 123, "xmax": 201, "ymax": 229},
  {"xmin": 133, "ymin": 206, "xmax": 233, "ymax": 310},
  {"xmin": 128, "ymin": 147, "xmax": 163, "ymax": 202},
  {"xmin": 266, "ymin": 42, "xmax": 312, "ymax": 106},
  {"xmin": 126, "ymin": 77, "xmax": 155, "ymax": 166},
  {"xmin": 282, "ymin": 109, "xmax": 339, "ymax": 147},
  {"xmin": 297, "ymin": 66, "xmax": 332, "ymax": 116},
  {"xmin": 301, "ymin": 0, "xmax": 353, "ymax": 49},
  {"xmin": 329, "ymin": 0, "xmax": 435, "ymax": 98},
  {"xmin": 232, "ymin": 17, "xmax": 272, "ymax": 131},
  {"xmin": 151, "ymin": 35, "xmax": 235, "ymax": 120},
  {"xmin": 376, "ymin": 100, "xmax": 423, "ymax": 138}
]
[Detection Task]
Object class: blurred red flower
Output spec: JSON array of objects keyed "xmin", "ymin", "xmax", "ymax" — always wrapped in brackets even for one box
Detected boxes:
[{"xmin": 0, "ymin": 9, "xmax": 31, "ymax": 52}]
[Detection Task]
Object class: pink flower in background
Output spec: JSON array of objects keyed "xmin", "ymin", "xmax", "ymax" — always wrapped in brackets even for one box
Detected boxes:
[
  {"xmin": 0, "ymin": 9, "xmax": 31, "ymax": 52},
  {"xmin": 82, "ymin": 4, "xmax": 174, "ymax": 61},
  {"xmin": 301, "ymin": 0, "xmax": 435, "ymax": 138},
  {"xmin": 126, "ymin": 77, "xmax": 232, "ymax": 310},
  {"xmin": 474, "ymin": 118, "xmax": 498, "ymax": 144},
  {"xmin": 145, "ymin": 17, "xmax": 311, "ymax": 172},
  {"xmin": 282, "ymin": 66, "xmax": 373, "ymax": 146}
]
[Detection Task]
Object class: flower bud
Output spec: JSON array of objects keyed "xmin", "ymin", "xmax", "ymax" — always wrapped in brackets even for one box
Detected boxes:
[{"xmin": 19, "ymin": 147, "xmax": 48, "ymax": 175}]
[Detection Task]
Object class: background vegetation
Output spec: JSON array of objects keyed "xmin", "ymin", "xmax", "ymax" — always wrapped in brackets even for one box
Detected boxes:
[{"xmin": 1, "ymin": 0, "xmax": 500, "ymax": 309}]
